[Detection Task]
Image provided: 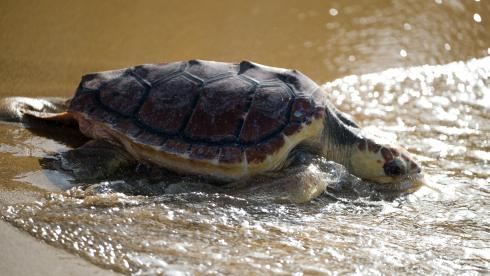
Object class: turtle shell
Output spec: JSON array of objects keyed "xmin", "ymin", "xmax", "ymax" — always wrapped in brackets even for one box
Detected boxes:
[{"xmin": 69, "ymin": 60, "xmax": 327, "ymax": 179}]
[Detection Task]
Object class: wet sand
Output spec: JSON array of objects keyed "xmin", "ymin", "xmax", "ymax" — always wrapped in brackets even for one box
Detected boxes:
[{"xmin": 0, "ymin": 221, "xmax": 119, "ymax": 276}]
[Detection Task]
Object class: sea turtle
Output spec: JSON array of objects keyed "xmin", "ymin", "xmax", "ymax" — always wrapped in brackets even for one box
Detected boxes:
[{"xmin": 0, "ymin": 60, "xmax": 423, "ymax": 195}]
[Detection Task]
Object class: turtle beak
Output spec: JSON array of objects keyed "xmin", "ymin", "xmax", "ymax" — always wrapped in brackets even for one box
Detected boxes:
[
  {"xmin": 368, "ymin": 171, "xmax": 426, "ymax": 193},
  {"xmin": 400, "ymin": 172, "xmax": 426, "ymax": 192},
  {"xmin": 408, "ymin": 158, "xmax": 422, "ymax": 175},
  {"xmin": 401, "ymin": 160, "xmax": 425, "ymax": 192}
]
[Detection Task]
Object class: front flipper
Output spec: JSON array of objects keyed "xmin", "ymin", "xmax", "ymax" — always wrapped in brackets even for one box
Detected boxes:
[
  {"xmin": 41, "ymin": 139, "xmax": 135, "ymax": 183},
  {"xmin": 228, "ymin": 152, "xmax": 329, "ymax": 203},
  {"xmin": 262, "ymin": 163, "xmax": 329, "ymax": 203}
]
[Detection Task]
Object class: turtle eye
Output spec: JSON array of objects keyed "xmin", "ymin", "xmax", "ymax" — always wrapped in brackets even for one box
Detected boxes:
[{"xmin": 383, "ymin": 159, "xmax": 405, "ymax": 176}]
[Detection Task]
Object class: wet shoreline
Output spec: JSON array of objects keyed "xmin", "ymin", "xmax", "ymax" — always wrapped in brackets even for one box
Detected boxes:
[{"xmin": 0, "ymin": 221, "xmax": 119, "ymax": 276}]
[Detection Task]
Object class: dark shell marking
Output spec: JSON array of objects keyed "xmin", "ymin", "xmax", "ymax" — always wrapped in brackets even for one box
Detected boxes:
[{"xmin": 69, "ymin": 60, "xmax": 325, "ymax": 164}]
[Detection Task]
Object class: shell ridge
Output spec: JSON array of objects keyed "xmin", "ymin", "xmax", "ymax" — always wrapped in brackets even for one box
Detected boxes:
[
  {"xmin": 238, "ymin": 60, "xmax": 256, "ymax": 74},
  {"xmin": 177, "ymin": 79, "xmax": 205, "ymax": 136},
  {"xmin": 181, "ymin": 72, "xmax": 205, "ymax": 85},
  {"xmin": 201, "ymin": 72, "xmax": 235, "ymax": 85},
  {"xmin": 237, "ymin": 74, "xmax": 260, "ymax": 86},
  {"xmin": 147, "ymin": 61, "xmax": 187, "ymax": 85},
  {"xmin": 235, "ymin": 83, "xmax": 259, "ymax": 141},
  {"xmin": 177, "ymin": 72, "xmax": 206, "ymax": 139},
  {"xmin": 151, "ymin": 71, "xmax": 183, "ymax": 85},
  {"xmin": 128, "ymin": 68, "xmax": 152, "ymax": 88},
  {"xmin": 256, "ymin": 81, "xmax": 284, "ymax": 87},
  {"xmin": 279, "ymin": 82, "xmax": 296, "ymax": 127},
  {"xmin": 128, "ymin": 69, "xmax": 153, "ymax": 120}
]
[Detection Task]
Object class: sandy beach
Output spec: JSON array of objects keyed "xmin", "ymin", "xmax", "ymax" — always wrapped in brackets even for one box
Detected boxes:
[{"xmin": 0, "ymin": 180, "xmax": 118, "ymax": 276}]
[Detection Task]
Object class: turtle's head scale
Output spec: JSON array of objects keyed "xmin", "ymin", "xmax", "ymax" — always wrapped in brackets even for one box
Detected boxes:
[{"xmin": 349, "ymin": 137, "xmax": 423, "ymax": 186}]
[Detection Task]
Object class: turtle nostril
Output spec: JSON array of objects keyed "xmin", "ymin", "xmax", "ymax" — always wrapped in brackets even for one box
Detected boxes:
[{"xmin": 410, "ymin": 161, "xmax": 422, "ymax": 174}]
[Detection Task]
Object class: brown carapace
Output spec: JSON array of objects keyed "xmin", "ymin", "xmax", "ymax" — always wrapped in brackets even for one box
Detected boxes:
[{"xmin": 69, "ymin": 60, "xmax": 327, "ymax": 179}]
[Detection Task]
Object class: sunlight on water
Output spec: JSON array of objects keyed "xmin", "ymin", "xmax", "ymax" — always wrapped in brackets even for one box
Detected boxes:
[{"xmin": 2, "ymin": 57, "xmax": 489, "ymax": 274}]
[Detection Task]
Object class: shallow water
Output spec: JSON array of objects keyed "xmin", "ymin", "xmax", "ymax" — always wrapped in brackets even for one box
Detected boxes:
[{"xmin": 1, "ymin": 0, "xmax": 490, "ymax": 275}]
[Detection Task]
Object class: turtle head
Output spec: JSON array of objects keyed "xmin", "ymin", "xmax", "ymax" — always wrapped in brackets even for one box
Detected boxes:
[
  {"xmin": 349, "ymin": 137, "xmax": 423, "ymax": 186},
  {"xmin": 321, "ymin": 106, "xmax": 423, "ymax": 189}
]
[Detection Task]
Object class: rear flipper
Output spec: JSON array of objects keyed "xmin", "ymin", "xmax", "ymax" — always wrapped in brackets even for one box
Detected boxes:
[
  {"xmin": 227, "ymin": 151, "xmax": 329, "ymax": 203},
  {"xmin": 41, "ymin": 139, "xmax": 135, "ymax": 183},
  {"xmin": 0, "ymin": 97, "xmax": 73, "ymax": 123}
]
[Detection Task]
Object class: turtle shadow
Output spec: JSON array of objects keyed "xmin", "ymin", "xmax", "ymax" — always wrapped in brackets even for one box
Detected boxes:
[{"xmin": 23, "ymin": 118, "xmax": 88, "ymax": 149}]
